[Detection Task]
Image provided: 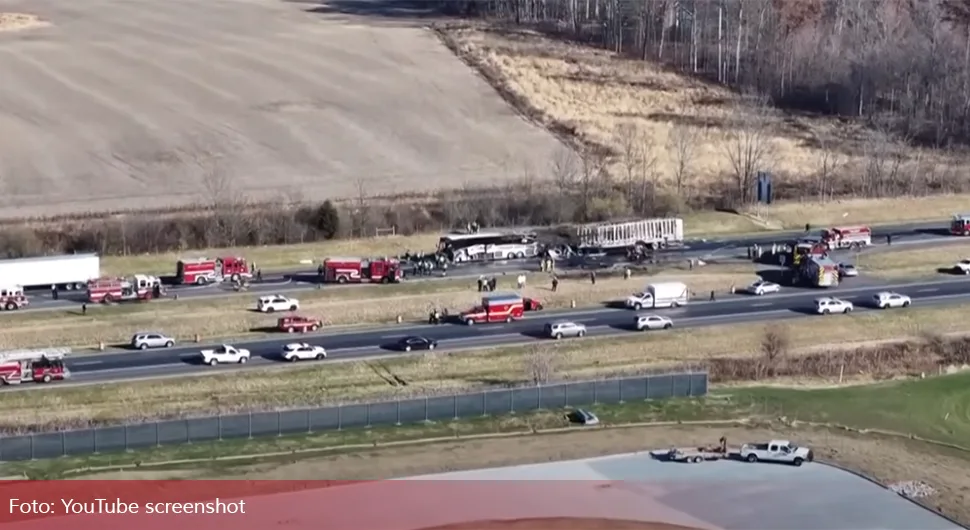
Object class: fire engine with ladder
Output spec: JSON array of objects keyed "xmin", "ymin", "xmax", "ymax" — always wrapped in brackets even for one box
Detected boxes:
[
  {"xmin": 87, "ymin": 275, "xmax": 162, "ymax": 304},
  {"xmin": 175, "ymin": 257, "xmax": 251, "ymax": 285},
  {"xmin": 0, "ymin": 348, "xmax": 71, "ymax": 385},
  {"xmin": 821, "ymin": 225, "xmax": 872, "ymax": 250}
]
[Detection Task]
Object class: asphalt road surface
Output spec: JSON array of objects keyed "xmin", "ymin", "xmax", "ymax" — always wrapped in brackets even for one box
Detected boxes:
[
  {"xmin": 14, "ymin": 220, "xmax": 965, "ymax": 313},
  {"xmin": 48, "ymin": 276, "xmax": 970, "ymax": 388}
]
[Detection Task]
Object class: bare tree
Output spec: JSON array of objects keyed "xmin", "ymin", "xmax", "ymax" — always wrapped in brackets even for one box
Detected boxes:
[
  {"xmin": 722, "ymin": 99, "xmax": 775, "ymax": 204},
  {"xmin": 668, "ymin": 123, "xmax": 700, "ymax": 198},
  {"xmin": 550, "ymin": 146, "xmax": 578, "ymax": 223},
  {"xmin": 351, "ymin": 178, "xmax": 372, "ymax": 238},
  {"xmin": 760, "ymin": 324, "xmax": 790, "ymax": 379},
  {"xmin": 812, "ymin": 132, "xmax": 844, "ymax": 201},
  {"xmin": 525, "ymin": 344, "xmax": 558, "ymax": 385},
  {"xmin": 577, "ymin": 148, "xmax": 608, "ymax": 222}
]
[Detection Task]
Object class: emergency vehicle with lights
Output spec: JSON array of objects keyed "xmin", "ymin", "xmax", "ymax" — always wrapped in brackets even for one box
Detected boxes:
[
  {"xmin": 951, "ymin": 214, "xmax": 970, "ymax": 236},
  {"xmin": 87, "ymin": 275, "xmax": 162, "ymax": 304},
  {"xmin": 821, "ymin": 226, "xmax": 872, "ymax": 249},
  {"xmin": 460, "ymin": 293, "xmax": 526, "ymax": 325},
  {"xmin": 0, "ymin": 285, "xmax": 28, "ymax": 311},
  {"xmin": 0, "ymin": 348, "xmax": 71, "ymax": 385},
  {"xmin": 175, "ymin": 257, "xmax": 251, "ymax": 285},
  {"xmin": 322, "ymin": 257, "xmax": 402, "ymax": 284}
]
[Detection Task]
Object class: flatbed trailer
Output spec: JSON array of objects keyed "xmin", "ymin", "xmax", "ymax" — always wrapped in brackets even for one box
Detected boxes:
[{"xmin": 664, "ymin": 446, "xmax": 732, "ymax": 463}]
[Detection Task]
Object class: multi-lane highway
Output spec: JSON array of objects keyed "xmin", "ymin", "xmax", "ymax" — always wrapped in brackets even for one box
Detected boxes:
[
  {"xmin": 15, "ymin": 219, "xmax": 965, "ymax": 313},
  {"xmin": 50, "ymin": 276, "xmax": 970, "ymax": 388}
]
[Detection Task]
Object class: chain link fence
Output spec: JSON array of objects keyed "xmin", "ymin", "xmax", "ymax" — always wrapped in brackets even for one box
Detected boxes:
[{"xmin": 0, "ymin": 371, "xmax": 707, "ymax": 461}]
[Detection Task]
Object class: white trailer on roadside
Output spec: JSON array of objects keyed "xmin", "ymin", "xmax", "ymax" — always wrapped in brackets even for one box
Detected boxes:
[
  {"xmin": 575, "ymin": 218, "xmax": 684, "ymax": 251},
  {"xmin": 0, "ymin": 254, "xmax": 100, "ymax": 290}
]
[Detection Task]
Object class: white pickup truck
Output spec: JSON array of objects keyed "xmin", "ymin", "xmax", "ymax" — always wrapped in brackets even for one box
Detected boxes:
[
  {"xmin": 740, "ymin": 439, "xmax": 813, "ymax": 466},
  {"xmin": 200, "ymin": 344, "xmax": 251, "ymax": 366}
]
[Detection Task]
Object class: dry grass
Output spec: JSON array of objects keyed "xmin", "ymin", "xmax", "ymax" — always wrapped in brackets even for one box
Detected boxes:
[
  {"xmin": 3, "ymin": 265, "xmax": 756, "ymax": 349},
  {"xmin": 862, "ymin": 242, "xmax": 970, "ymax": 278},
  {"xmin": 444, "ymin": 27, "xmax": 852, "ymax": 189},
  {"xmin": 750, "ymin": 195, "xmax": 970, "ymax": 229},
  {"xmin": 7, "ymin": 301, "xmax": 968, "ymax": 431}
]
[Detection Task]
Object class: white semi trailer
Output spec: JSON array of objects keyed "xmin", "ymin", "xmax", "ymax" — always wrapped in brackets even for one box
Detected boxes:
[
  {"xmin": 575, "ymin": 218, "xmax": 684, "ymax": 251},
  {"xmin": 0, "ymin": 254, "xmax": 100, "ymax": 290}
]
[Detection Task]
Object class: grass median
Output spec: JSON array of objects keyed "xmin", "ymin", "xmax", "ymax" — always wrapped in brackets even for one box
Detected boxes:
[
  {"xmin": 861, "ymin": 241, "xmax": 970, "ymax": 279},
  {"xmin": 6, "ymin": 301, "xmax": 968, "ymax": 432},
  {"xmin": 7, "ymin": 373, "xmax": 970, "ymax": 528},
  {"xmin": 3, "ymin": 264, "xmax": 757, "ymax": 349}
]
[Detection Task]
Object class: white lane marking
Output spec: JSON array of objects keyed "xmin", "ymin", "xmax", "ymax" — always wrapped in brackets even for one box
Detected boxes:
[
  {"xmin": 917, "ymin": 288, "xmax": 939, "ymax": 293},
  {"xmin": 72, "ymin": 361, "xmax": 103, "ymax": 366},
  {"xmin": 751, "ymin": 302, "xmax": 773, "ymax": 307}
]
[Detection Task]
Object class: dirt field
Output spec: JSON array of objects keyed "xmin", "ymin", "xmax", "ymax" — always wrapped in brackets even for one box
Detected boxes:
[
  {"xmin": 4, "ymin": 266, "xmax": 756, "ymax": 348},
  {"xmin": 8, "ymin": 301, "xmax": 965, "ymax": 430},
  {"xmin": 79, "ymin": 425, "xmax": 970, "ymax": 525},
  {"xmin": 0, "ymin": 0, "xmax": 560, "ymax": 219}
]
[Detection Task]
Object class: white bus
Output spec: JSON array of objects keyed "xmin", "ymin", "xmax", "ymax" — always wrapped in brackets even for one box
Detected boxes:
[{"xmin": 438, "ymin": 232, "xmax": 539, "ymax": 262}]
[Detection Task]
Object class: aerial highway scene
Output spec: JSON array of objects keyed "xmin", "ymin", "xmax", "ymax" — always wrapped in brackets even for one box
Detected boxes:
[{"xmin": 1, "ymin": 0, "xmax": 970, "ymax": 528}]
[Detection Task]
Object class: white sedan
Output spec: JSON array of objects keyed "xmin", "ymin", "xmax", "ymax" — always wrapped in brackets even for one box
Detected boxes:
[
  {"xmin": 747, "ymin": 281, "xmax": 781, "ymax": 296},
  {"xmin": 281, "ymin": 342, "xmax": 327, "ymax": 362},
  {"xmin": 872, "ymin": 292, "xmax": 912, "ymax": 309},
  {"xmin": 838, "ymin": 263, "xmax": 859, "ymax": 277},
  {"xmin": 815, "ymin": 297, "xmax": 853, "ymax": 315}
]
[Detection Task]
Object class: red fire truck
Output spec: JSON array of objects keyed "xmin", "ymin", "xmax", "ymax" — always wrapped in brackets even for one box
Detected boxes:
[
  {"xmin": 0, "ymin": 348, "xmax": 71, "ymax": 385},
  {"xmin": 460, "ymin": 293, "xmax": 526, "ymax": 325},
  {"xmin": 175, "ymin": 256, "xmax": 251, "ymax": 285},
  {"xmin": 322, "ymin": 257, "xmax": 402, "ymax": 284},
  {"xmin": 789, "ymin": 238, "xmax": 828, "ymax": 267},
  {"xmin": 87, "ymin": 274, "xmax": 162, "ymax": 304},
  {"xmin": 0, "ymin": 285, "xmax": 28, "ymax": 311},
  {"xmin": 951, "ymin": 214, "xmax": 970, "ymax": 236},
  {"xmin": 821, "ymin": 225, "xmax": 872, "ymax": 249}
]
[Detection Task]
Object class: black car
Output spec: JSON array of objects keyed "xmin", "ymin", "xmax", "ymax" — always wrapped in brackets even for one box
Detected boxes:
[{"xmin": 398, "ymin": 336, "xmax": 438, "ymax": 352}]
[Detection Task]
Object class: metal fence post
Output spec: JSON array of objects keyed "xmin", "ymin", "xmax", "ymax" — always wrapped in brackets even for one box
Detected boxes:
[
  {"xmin": 536, "ymin": 385, "xmax": 542, "ymax": 410},
  {"xmin": 277, "ymin": 411, "xmax": 282, "ymax": 436},
  {"xmin": 644, "ymin": 376, "xmax": 649, "ymax": 398},
  {"xmin": 248, "ymin": 412, "xmax": 253, "ymax": 439},
  {"xmin": 453, "ymin": 394, "xmax": 458, "ymax": 420},
  {"xmin": 366, "ymin": 403, "xmax": 372, "ymax": 427},
  {"xmin": 424, "ymin": 397, "xmax": 429, "ymax": 422},
  {"xmin": 218, "ymin": 415, "xmax": 223, "ymax": 441},
  {"xmin": 396, "ymin": 400, "xmax": 401, "ymax": 426},
  {"xmin": 509, "ymin": 388, "xmax": 514, "ymax": 413},
  {"xmin": 482, "ymin": 391, "xmax": 486, "ymax": 416},
  {"xmin": 155, "ymin": 421, "xmax": 160, "ymax": 447},
  {"xmin": 618, "ymin": 379, "xmax": 624, "ymax": 403}
]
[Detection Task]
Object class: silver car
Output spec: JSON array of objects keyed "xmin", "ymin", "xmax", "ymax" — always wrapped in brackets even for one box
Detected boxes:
[
  {"xmin": 130, "ymin": 332, "xmax": 176, "ymax": 350},
  {"xmin": 544, "ymin": 321, "xmax": 587, "ymax": 339},
  {"xmin": 635, "ymin": 314, "xmax": 673, "ymax": 331}
]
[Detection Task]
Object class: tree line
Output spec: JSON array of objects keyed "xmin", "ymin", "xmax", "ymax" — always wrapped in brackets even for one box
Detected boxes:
[{"xmin": 441, "ymin": 0, "xmax": 970, "ymax": 147}]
